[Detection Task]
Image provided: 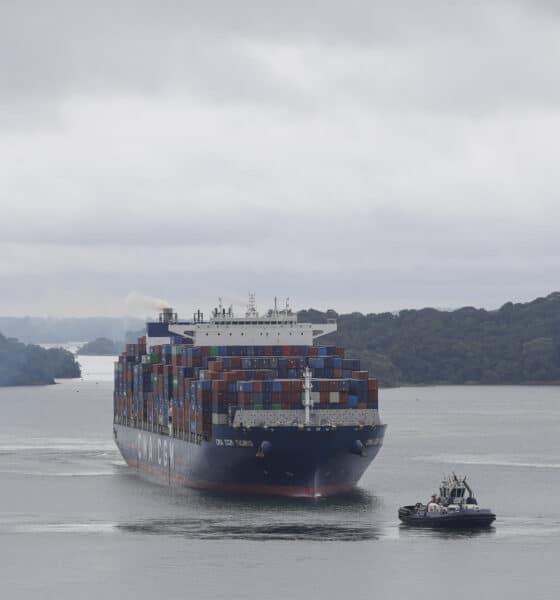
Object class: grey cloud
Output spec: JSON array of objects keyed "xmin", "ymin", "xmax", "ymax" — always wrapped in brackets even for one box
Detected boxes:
[
  {"xmin": 1, "ymin": 1, "xmax": 559, "ymax": 317},
  {"xmin": 1, "ymin": 1, "xmax": 316, "ymax": 115},
  {"xmin": 3, "ymin": 0, "xmax": 560, "ymax": 125}
]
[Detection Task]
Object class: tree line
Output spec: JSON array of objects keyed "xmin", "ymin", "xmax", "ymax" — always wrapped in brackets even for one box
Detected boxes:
[
  {"xmin": 0, "ymin": 333, "xmax": 81, "ymax": 386},
  {"xmin": 301, "ymin": 292, "xmax": 560, "ymax": 386}
]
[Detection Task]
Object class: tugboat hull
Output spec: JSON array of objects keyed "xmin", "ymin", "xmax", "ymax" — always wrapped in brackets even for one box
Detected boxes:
[{"xmin": 398, "ymin": 505, "xmax": 496, "ymax": 528}]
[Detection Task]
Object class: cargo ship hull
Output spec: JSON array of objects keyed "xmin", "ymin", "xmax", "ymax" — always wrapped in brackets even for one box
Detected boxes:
[{"xmin": 114, "ymin": 423, "xmax": 386, "ymax": 497}]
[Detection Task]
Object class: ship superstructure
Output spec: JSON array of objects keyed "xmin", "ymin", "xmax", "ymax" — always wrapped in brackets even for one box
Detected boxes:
[
  {"xmin": 113, "ymin": 298, "xmax": 386, "ymax": 497},
  {"xmin": 147, "ymin": 297, "xmax": 336, "ymax": 347}
]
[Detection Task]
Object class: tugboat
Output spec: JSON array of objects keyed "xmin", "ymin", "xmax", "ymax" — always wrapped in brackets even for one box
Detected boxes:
[{"xmin": 398, "ymin": 474, "xmax": 496, "ymax": 528}]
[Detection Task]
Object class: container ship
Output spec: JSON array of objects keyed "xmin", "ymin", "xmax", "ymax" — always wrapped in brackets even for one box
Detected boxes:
[{"xmin": 113, "ymin": 298, "xmax": 386, "ymax": 497}]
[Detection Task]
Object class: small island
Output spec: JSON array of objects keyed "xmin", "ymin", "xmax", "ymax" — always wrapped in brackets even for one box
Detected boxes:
[
  {"xmin": 0, "ymin": 333, "xmax": 81, "ymax": 386},
  {"xmin": 77, "ymin": 337, "xmax": 121, "ymax": 356}
]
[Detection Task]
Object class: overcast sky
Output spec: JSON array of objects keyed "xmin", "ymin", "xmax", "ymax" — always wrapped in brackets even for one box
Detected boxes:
[{"xmin": 1, "ymin": 0, "xmax": 559, "ymax": 318}]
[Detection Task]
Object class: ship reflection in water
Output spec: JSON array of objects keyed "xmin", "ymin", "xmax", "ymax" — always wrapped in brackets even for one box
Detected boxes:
[
  {"xmin": 118, "ymin": 518, "xmax": 381, "ymax": 541},
  {"xmin": 118, "ymin": 487, "xmax": 382, "ymax": 541}
]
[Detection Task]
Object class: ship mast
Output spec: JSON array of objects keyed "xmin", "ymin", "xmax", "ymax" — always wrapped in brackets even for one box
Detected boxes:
[{"xmin": 303, "ymin": 365, "xmax": 312, "ymax": 425}]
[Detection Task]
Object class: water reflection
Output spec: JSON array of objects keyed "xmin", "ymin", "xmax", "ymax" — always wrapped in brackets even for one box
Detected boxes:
[
  {"xmin": 398, "ymin": 524, "xmax": 497, "ymax": 539},
  {"xmin": 118, "ymin": 517, "xmax": 380, "ymax": 541}
]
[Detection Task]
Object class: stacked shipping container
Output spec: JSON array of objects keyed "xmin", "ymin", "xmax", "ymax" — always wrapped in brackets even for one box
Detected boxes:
[{"xmin": 114, "ymin": 339, "xmax": 379, "ymax": 440}]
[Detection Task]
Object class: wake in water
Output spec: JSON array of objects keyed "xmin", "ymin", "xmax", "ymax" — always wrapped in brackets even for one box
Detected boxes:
[
  {"xmin": 414, "ymin": 454, "xmax": 560, "ymax": 469},
  {"xmin": 0, "ymin": 437, "xmax": 116, "ymax": 453},
  {"xmin": 8, "ymin": 515, "xmax": 560, "ymax": 542},
  {"xmin": 2, "ymin": 515, "xmax": 379, "ymax": 541},
  {"xmin": 0, "ymin": 469, "xmax": 118, "ymax": 477},
  {"xmin": 0, "ymin": 436, "xmax": 124, "ymax": 478}
]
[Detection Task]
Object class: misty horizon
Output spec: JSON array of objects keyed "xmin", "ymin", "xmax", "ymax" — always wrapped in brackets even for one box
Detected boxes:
[{"xmin": 1, "ymin": 289, "xmax": 558, "ymax": 321}]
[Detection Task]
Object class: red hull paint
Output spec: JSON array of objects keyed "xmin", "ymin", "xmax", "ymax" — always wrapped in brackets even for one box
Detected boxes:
[{"xmin": 128, "ymin": 459, "xmax": 355, "ymax": 498}]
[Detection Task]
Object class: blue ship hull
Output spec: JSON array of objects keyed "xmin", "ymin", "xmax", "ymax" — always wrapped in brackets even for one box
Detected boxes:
[{"xmin": 114, "ymin": 423, "xmax": 386, "ymax": 497}]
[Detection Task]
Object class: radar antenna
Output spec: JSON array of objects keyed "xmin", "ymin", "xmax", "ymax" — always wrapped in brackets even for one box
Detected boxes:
[{"xmin": 246, "ymin": 292, "xmax": 258, "ymax": 318}]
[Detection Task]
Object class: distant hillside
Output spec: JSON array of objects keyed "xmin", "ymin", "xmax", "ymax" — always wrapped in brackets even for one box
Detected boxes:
[
  {"xmin": 4, "ymin": 292, "xmax": 559, "ymax": 386},
  {"xmin": 0, "ymin": 317, "xmax": 144, "ymax": 344},
  {"xmin": 0, "ymin": 333, "xmax": 81, "ymax": 386},
  {"xmin": 300, "ymin": 292, "xmax": 560, "ymax": 386},
  {"xmin": 77, "ymin": 337, "xmax": 122, "ymax": 356}
]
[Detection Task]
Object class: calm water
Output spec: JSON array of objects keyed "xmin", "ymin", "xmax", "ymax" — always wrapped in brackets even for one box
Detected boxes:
[{"xmin": 1, "ymin": 356, "xmax": 559, "ymax": 599}]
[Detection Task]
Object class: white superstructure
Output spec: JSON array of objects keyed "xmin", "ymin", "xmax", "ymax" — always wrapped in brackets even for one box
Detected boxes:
[{"xmin": 147, "ymin": 297, "xmax": 337, "ymax": 349}]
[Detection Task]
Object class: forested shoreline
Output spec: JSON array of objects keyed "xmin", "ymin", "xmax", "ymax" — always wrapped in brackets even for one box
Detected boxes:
[
  {"xmin": 0, "ymin": 333, "xmax": 81, "ymax": 386},
  {"xmin": 2, "ymin": 292, "xmax": 559, "ymax": 387},
  {"xmin": 300, "ymin": 292, "xmax": 560, "ymax": 387}
]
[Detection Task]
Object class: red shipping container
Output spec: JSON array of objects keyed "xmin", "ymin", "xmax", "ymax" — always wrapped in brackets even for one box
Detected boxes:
[
  {"xmin": 352, "ymin": 371, "xmax": 369, "ymax": 381},
  {"xmin": 208, "ymin": 361, "xmax": 223, "ymax": 373},
  {"xmin": 176, "ymin": 407, "xmax": 184, "ymax": 432},
  {"xmin": 212, "ymin": 380, "xmax": 226, "ymax": 392},
  {"xmin": 368, "ymin": 378, "xmax": 378, "ymax": 390}
]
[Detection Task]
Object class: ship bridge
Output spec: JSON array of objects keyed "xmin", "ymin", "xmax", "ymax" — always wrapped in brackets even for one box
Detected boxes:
[{"xmin": 146, "ymin": 297, "xmax": 336, "ymax": 348}]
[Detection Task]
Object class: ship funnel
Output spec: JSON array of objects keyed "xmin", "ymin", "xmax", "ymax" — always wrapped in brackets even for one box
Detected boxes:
[{"xmin": 160, "ymin": 307, "xmax": 177, "ymax": 323}]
